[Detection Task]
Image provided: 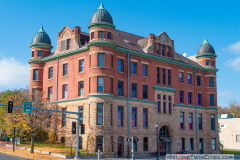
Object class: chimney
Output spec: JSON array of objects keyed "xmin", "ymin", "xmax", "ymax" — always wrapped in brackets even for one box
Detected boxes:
[
  {"xmin": 73, "ymin": 26, "xmax": 81, "ymax": 35},
  {"xmin": 148, "ymin": 33, "xmax": 155, "ymax": 40}
]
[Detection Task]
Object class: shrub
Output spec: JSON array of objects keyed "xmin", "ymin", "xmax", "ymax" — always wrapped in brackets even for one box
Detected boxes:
[{"xmin": 47, "ymin": 129, "xmax": 57, "ymax": 144}]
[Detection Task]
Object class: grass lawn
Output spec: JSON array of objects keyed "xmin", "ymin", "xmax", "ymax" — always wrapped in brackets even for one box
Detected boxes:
[
  {"xmin": 18, "ymin": 141, "xmax": 96, "ymax": 155},
  {"xmin": 221, "ymin": 150, "xmax": 240, "ymax": 155}
]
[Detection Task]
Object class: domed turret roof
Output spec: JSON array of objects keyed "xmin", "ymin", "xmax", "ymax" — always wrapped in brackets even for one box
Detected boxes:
[
  {"xmin": 31, "ymin": 26, "xmax": 52, "ymax": 46},
  {"xmin": 90, "ymin": 2, "xmax": 113, "ymax": 25},
  {"xmin": 197, "ymin": 38, "xmax": 215, "ymax": 55}
]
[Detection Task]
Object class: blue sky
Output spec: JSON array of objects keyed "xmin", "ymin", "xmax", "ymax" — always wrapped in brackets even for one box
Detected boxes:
[{"xmin": 0, "ymin": 0, "xmax": 239, "ymax": 107}]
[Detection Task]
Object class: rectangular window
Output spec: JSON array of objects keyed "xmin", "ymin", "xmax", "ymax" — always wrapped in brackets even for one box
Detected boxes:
[
  {"xmin": 62, "ymin": 84, "xmax": 67, "ymax": 99},
  {"xmin": 188, "ymin": 74, "xmax": 192, "ymax": 85},
  {"xmin": 48, "ymin": 87, "xmax": 52, "ymax": 100},
  {"xmin": 118, "ymin": 81, "xmax": 123, "ymax": 96},
  {"xmin": 38, "ymin": 51, "xmax": 42, "ymax": 57},
  {"xmin": 61, "ymin": 40, "xmax": 65, "ymax": 51},
  {"xmin": 143, "ymin": 137, "xmax": 148, "ymax": 151},
  {"xmin": 98, "ymin": 54, "xmax": 104, "ymax": 67},
  {"xmin": 111, "ymin": 55, "xmax": 113, "ymax": 68},
  {"xmin": 79, "ymin": 81, "xmax": 84, "ymax": 96},
  {"xmin": 157, "ymin": 67, "xmax": 160, "ymax": 84},
  {"xmin": 108, "ymin": 32, "xmax": 111, "ymax": 39},
  {"xmin": 33, "ymin": 69, "xmax": 38, "ymax": 80},
  {"xmin": 157, "ymin": 44, "xmax": 160, "ymax": 54},
  {"xmin": 67, "ymin": 39, "xmax": 71, "ymax": 50},
  {"xmin": 190, "ymin": 138, "xmax": 194, "ymax": 151},
  {"xmin": 163, "ymin": 102, "xmax": 166, "ymax": 113},
  {"xmin": 211, "ymin": 114, "xmax": 215, "ymax": 130},
  {"xmin": 32, "ymin": 51, "xmax": 34, "ymax": 57},
  {"xmin": 132, "ymin": 62, "xmax": 137, "ymax": 74},
  {"xmin": 198, "ymin": 93, "xmax": 202, "ymax": 105},
  {"xmin": 118, "ymin": 59, "xmax": 123, "ymax": 72},
  {"xmin": 98, "ymin": 31, "xmax": 103, "ymax": 38},
  {"xmin": 212, "ymin": 138, "xmax": 216, "ymax": 150},
  {"xmin": 79, "ymin": 59, "xmax": 84, "ymax": 72},
  {"xmin": 213, "ymin": 61, "xmax": 215, "ymax": 66},
  {"xmin": 97, "ymin": 104, "xmax": 103, "ymax": 125},
  {"xmin": 143, "ymin": 64, "xmax": 148, "ymax": 76},
  {"xmin": 199, "ymin": 114, "xmax": 202, "ymax": 130},
  {"xmin": 189, "ymin": 113, "xmax": 193, "ymax": 129},
  {"xmin": 97, "ymin": 77, "xmax": 103, "ymax": 92},
  {"xmin": 188, "ymin": 92, "xmax": 192, "ymax": 104},
  {"xmin": 96, "ymin": 136, "xmax": 103, "ymax": 152},
  {"xmin": 162, "ymin": 45, "xmax": 165, "ymax": 56},
  {"xmin": 162, "ymin": 69, "xmax": 166, "ymax": 85},
  {"xmin": 79, "ymin": 107, "xmax": 83, "ymax": 124},
  {"xmin": 210, "ymin": 94, "xmax": 214, "ymax": 106},
  {"xmin": 157, "ymin": 94, "xmax": 161, "ymax": 113},
  {"xmin": 62, "ymin": 108, "xmax": 67, "ymax": 127},
  {"xmin": 180, "ymin": 90, "xmax": 184, "ymax": 103},
  {"xmin": 180, "ymin": 112, "xmax": 184, "ymax": 129},
  {"xmin": 63, "ymin": 64, "xmax": 68, "ymax": 76},
  {"xmin": 168, "ymin": 70, "xmax": 171, "ymax": 86},
  {"xmin": 111, "ymin": 78, "xmax": 113, "ymax": 93},
  {"xmin": 132, "ymin": 108, "xmax": 137, "ymax": 127},
  {"xmin": 197, "ymin": 76, "xmax": 201, "ymax": 86},
  {"xmin": 143, "ymin": 85, "xmax": 148, "ymax": 99},
  {"xmin": 206, "ymin": 60, "xmax": 209, "ymax": 66},
  {"xmin": 167, "ymin": 46, "xmax": 170, "ymax": 57},
  {"xmin": 118, "ymin": 106, "xmax": 123, "ymax": 126},
  {"xmin": 181, "ymin": 138, "xmax": 185, "ymax": 150},
  {"xmin": 236, "ymin": 135, "xmax": 240, "ymax": 142},
  {"xmin": 169, "ymin": 96, "xmax": 172, "ymax": 114},
  {"xmin": 132, "ymin": 83, "xmax": 137, "ymax": 98},
  {"xmin": 49, "ymin": 67, "xmax": 53, "ymax": 79},
  {"xmin": 143, "ymin": 109, "xmax": 148, "ymax": 127},
  {"xmin": 179, "ymin": 72, "xmax": 183, "ymax": 83},
  {"xmin": 209, "ymin": 77, "xmax": 213, "ymax": 87},
  {"xmin": 91, "ymin": 32, "xmax": 94, "ymax": 39}
]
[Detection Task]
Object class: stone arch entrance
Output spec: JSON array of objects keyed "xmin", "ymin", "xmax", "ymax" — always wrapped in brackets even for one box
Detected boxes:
[{"xmin": 159, "ymin": 126, "xmax": 171, "ymax": 156}]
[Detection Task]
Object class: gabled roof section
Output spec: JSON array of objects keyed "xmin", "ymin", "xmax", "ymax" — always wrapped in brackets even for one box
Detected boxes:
[{"xmin": 58, "ymin": 26, "xmax": 73, "ymax": 37}]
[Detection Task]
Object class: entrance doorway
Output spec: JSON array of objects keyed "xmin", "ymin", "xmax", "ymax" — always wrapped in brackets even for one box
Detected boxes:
[
  {"xmin": 199, "ymin": 138, "xmax": 204, "ymax": 154},
  {"xmin": 117, "ymin": 137, "xmax": 124, "ymax": 157},
  {"xmin": 159, "ymin": 126, "xmax": 171, "ymax": 156}
]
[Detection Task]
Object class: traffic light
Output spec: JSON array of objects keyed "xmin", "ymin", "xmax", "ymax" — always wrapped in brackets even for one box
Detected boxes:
[
  {"xmin": 72, "ymin": 121, "xmax": 76, "ymax": 134},
  {"xmin": 81, "ymin": 124, "xmax": 85, "ymax": 134},
  {"xmin": 133, "ymin": 137, "xmax": 139, "ymax": 143},
  {"xmin": 8, "ymin": 101, "xmax": 13, "ymax": 113}
]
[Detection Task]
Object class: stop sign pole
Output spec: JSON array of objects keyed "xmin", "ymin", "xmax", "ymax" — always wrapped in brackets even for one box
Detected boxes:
[{"xmin": 74, "ymin": 107, "xmax": 80, "ymax": 159}]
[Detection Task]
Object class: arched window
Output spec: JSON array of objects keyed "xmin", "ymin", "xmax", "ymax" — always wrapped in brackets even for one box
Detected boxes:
[
  {"xmin": 160, "ymin": 126, "xmax": 170, "ymax": 137},
  {"xmin": 143, "ymin": 137, "xmax": 148, "ymax": 151},
  {"xmin": 117, "ymin": 137, "xmax": 124, "ymax": 157},
  {"xmin": 133, "ymin": 137, "xmax": 138, "ymax": 152}
]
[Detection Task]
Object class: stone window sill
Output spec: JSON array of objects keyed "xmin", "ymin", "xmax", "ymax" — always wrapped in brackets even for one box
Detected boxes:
[
  {"xmin": 118, "ymin": 71, "xmax": 124, "ymax": 74},
  {"xmin": 79, "ymin": 71, "xmax": 84, "ymax": 74},
  {"xmin": 48, "ymin": 78, "xmax": 53, "ymax": 80},
  {"xmin": 63, "ymin": 75, "xmax": 68, "ymax": 77},
  {"xmin": 180, "ymin": 82, "xmax": 184, "ymax": 84},
  {"xmin": 132, "ymin": 74, "xmax": 138, "ymax": 76},
  {"xmin": 143, "ymin": 76, "xmax": 148, "ymax": 78}
]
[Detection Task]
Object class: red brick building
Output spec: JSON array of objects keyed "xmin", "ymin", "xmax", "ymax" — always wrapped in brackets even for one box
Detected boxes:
[{"xmin": 29, "ymin": 2, "xmax": 220, "ymax": 157}]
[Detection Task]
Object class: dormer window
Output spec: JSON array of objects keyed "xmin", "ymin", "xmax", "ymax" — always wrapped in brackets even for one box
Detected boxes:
[
  {"xmin": 91, "ymin": 32, "xmax": 94, "ymax": 39},
  {"xmin": 162, "ymin": 45, "xmax": 165, "ymax": 56},
  {"xmin": 67, "ymin": 39, "xmax": 71, "ymax": 50},
  {"xmin": 206, "ymin": 60, "xmax": 209, "ymax": 66},
  {"xmin": 98, "ymin": 31, "xmax": 103, "ymax": 38},
  {"xmin": 167, "ymin": 47, "xmax": 170, "ymax": 57},
  {"xmin": 61, "ymin": 40, "xmax": 65, "ymax": 51},
  {"xmin": 157, "ymin": 44, "xmax": 160, "ymax": 55}
]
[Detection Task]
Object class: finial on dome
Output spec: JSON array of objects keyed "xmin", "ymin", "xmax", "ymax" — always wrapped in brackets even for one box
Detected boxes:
[
  {"xmin": 98, "ymin": 1, "xmax": 105, "ymax": 9},
  {"xmin": 39, "ymin": 25, "xmax": 45, "ymax": 32},
  {"xmin": 203, "ymin": 37, "xmax": 208, "ymax": 44}
]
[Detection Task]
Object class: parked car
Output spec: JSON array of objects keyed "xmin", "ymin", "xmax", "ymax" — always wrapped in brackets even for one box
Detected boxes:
[{"xmin": 177, "ymin": 151, "xmax": 190, "ymax": 159}]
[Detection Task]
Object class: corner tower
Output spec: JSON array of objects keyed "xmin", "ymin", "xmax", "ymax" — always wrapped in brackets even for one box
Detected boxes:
[
  {"xmin": 196, "ymin": 38, "xmax": 217, "ymax": 68},
  {"xmin": 29, "ymin": 26, "xmax": 53, "ymax": 92}
]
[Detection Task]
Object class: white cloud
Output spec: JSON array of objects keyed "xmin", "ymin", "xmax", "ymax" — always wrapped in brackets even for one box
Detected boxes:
[
  {"xmin": 0, "ymin": 55, "xmax": 30, "ymax": 89},
  {"xmin": 223, "ymin": 41, "xmax": 240, "ymax": 54},
  {"xmin": 226, "ymin": 56, "xmax": 240, "ymax": 71}
]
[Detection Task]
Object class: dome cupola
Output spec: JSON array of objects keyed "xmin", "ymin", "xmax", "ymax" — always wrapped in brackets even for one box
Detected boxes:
[
  {"xmin": 197, "ymin": 38, "xmax": 215, "ymax": 56},
  {"xmin": 30, "ymin": 26, "xmax": 53, "ymax": 49},
  {"xmin": 90, "ymin": 2, "xmax": 113, "ymax": 25}
]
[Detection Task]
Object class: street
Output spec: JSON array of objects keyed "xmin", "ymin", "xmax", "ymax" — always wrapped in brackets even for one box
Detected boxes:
[{"xmin": 0, "ymin": 152, "xmax": 32, "ymax": 160}]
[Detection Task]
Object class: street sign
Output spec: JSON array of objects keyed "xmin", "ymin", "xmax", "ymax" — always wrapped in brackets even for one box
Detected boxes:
[{"xmin": 23, "ymin": 101, "xmax": 32, "ymax": 113}]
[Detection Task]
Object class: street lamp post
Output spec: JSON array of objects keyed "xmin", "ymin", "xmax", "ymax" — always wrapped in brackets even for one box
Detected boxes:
[
  {"xmin": 155, "ymin": 122, "xmax": 159, "ymax": 160},
  {"xmin": 13, "ymin": 117, "xmax": 16, "ymax": 152}
]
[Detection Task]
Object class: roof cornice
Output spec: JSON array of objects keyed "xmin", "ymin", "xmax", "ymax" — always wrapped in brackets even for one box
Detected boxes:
[
  {"xmin": 174, "ymin": 104, "xmax": 218, "ymax": 110},
  {"xmin": 88, "ymin": 22, "xmax": 116, "ymax": 30},
  {"xmin": 153, "ymin": 85, "xmax": 176, "ymax": 93},
  {"xmin": 30, "ymin": 43, "xmax": 53, "ymax": 49},
  {"xmin": 196, "ymin": 53, "xmax": 217, "ymax": 59}
]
